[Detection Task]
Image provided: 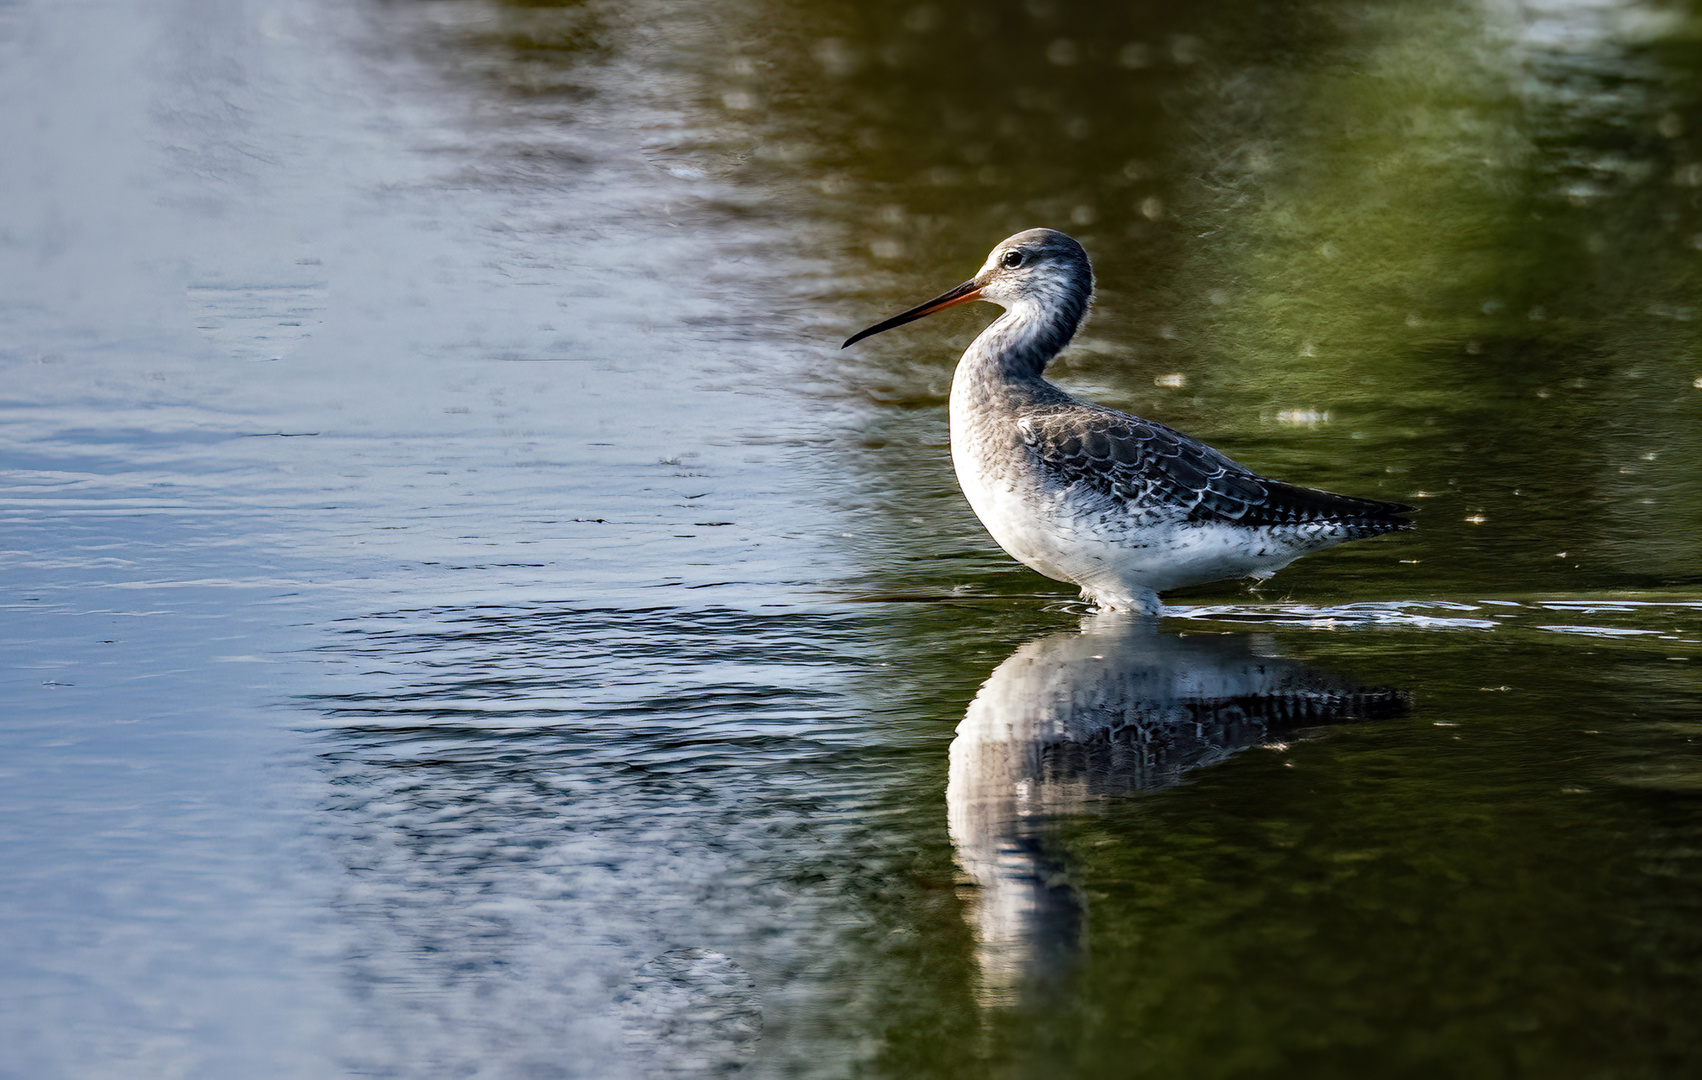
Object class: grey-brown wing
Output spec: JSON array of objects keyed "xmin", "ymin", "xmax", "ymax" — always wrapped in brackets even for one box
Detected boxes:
[{"xmin": 1018, "ymin": 409, "xmax": 1413, "ymax": 527}]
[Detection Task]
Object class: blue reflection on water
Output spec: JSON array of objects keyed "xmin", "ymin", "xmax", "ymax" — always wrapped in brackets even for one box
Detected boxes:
[{"xmin": 306, "ymin": 604, "xmax": 881, "ymax": 1077}]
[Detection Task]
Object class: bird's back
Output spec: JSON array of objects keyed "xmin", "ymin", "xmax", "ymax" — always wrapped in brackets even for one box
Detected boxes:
[{"xmin": 1015, "ymin": 401, "xmax": 1412, "ymax": 533}]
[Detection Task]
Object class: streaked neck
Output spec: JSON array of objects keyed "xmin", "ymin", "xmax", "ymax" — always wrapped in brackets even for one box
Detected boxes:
[{"xmin": 958, "ymin": 295, "xmax": 1086, "ymax": 384}]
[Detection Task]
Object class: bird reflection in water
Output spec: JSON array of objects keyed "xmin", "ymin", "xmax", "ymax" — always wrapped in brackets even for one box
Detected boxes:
[{"xmin": 946, "ymin": 613, "xmax": 1407, "ymax": 1007}]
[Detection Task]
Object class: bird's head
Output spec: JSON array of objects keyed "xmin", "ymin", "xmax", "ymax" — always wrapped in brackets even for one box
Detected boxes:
[{"xmin": 842, "ymin": 228, "xmax": 1093, "ymax": 349}]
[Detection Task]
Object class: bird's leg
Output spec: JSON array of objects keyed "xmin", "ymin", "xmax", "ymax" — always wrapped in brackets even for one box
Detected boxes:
[{"xmin": 1087, "ymin": 587, "xmax": 1161, "ymax": 617}]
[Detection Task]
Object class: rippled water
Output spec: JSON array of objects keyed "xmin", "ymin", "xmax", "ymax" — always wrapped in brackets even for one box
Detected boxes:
[{"xmin": 4, "ymin": 0, "xmax": 1702, "ymax": 1077}]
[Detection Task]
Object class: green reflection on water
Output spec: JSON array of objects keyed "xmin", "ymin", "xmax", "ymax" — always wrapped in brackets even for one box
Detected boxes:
[
  {"xmin": 393, "ymin": 2, "xmax": 1702, "ymax": 1076},
  {"xmin": 665, "ymin": 0, "xmax": 1702, "ymax": 599},
  {"xmin": 848, "ymin": 609, "xmax": 1702, "ymax": 1080}
]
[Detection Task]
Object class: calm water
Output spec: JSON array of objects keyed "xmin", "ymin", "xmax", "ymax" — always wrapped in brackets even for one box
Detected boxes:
[{"xmin": 3, "ymin": 0, "xmax": 1701, "ymax": 1076}]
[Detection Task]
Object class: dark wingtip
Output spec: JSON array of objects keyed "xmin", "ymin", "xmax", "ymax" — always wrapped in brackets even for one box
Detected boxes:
[
  {"xmin": 1232, "ymin": 481, "xmax": 1419, "ymax": 532},
  {"xmin": 1367, "ymin": 502, "xmax": 1417, "ymax": 533},
  {"xmin": 1360, "ymin": 503, "xmax": 1418, "ymax": 536}
]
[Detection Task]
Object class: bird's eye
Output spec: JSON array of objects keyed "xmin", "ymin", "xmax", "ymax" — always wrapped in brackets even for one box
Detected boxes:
[{"xmin": 1000, "ymin": 250, "xmax": 1025, "ymax": 269}]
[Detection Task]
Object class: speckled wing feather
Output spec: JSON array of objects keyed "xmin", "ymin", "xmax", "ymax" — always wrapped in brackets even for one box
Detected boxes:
[{"xmin": 1017, "ymin": 407, "xmax": 1413, "ymax": 529}]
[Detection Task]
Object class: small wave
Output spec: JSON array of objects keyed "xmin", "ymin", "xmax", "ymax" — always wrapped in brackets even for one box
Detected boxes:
[{"xmin": 1170, "ymin": 600, "xmax": 1501, "ymax": 631}]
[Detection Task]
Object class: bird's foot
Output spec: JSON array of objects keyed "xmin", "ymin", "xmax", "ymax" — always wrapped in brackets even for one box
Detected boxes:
[{"xmin": 1084, "ymin": 587, "xmax": 1162, "ymax": 618}]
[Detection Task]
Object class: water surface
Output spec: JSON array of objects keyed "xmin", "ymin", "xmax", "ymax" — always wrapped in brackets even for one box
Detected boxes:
[{"xmin": 3, "ymin": 0, "xmax": 1701, "ymax": 1077}]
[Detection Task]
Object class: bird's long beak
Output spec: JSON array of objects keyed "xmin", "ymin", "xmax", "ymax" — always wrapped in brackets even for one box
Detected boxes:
[{"xmin": 841, "ymin": 278, "xmax": 985, "ymax": 349}]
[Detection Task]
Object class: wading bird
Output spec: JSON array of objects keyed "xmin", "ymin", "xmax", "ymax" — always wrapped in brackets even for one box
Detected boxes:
[{"xmin": 843, "ymin": 229, "xmax": 1412, "ymax": 613}]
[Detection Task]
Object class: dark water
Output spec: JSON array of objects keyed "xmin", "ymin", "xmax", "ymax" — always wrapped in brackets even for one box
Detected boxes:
[{"xmin": 3, "ymin": 0, "xmax": 1701, "ymax": 1077}]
